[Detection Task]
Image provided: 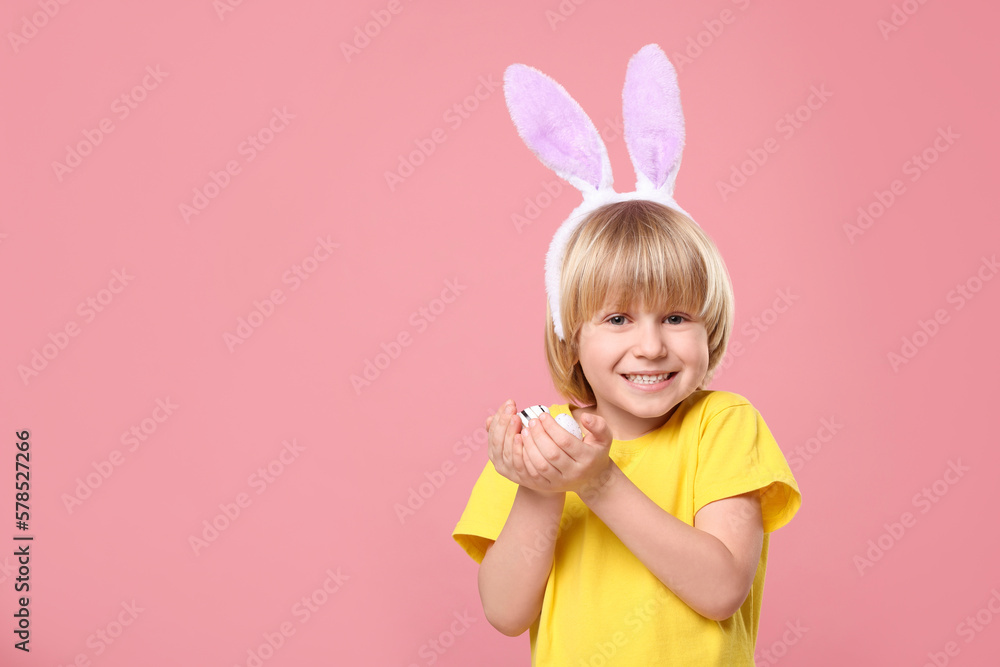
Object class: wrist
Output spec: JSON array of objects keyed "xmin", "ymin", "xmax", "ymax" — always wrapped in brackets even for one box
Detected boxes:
[
  {"xmin": 578, "ymin": 460, "xmax": 621, "ymax": 503},
  {"xmin": 518, "ymin": 484, "xmax": 566, "ymax": 504}
]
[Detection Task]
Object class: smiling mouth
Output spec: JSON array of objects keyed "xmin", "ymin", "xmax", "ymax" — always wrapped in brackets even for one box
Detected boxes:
[{"xmin": 622, "ymin": 372, "xmax": 677, "ymax": 384}]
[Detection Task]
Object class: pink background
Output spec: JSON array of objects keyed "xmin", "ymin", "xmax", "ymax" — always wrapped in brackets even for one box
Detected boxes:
[{"xmin": 2, "ymin": 0, "xmax": 998, "ymax": 665}]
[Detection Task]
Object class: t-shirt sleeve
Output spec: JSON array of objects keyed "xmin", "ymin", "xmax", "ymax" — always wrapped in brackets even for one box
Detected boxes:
[
  {"xmin": 452, "ymin": 459, "xmax": 520, "ymax": 564},
  {"xmin": 693, "ymin": 401, "xmax": 801, "ymax": 533}
]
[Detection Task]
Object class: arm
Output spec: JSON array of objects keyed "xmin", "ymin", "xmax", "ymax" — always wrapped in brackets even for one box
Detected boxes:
[
  {"xmin": 583, "ymin": 463, "xmax": 763, "ymax": 621},
  {"xmin": 476, "ymin": 400, "xmax": 569, "ymax": 636},
  {"xmin": 477, "ymin": 485, "xmax": 565, "ymax": 636},
  {"xmin": 516, "ymin": 410, "xmax": 764, "ymax": 622}
]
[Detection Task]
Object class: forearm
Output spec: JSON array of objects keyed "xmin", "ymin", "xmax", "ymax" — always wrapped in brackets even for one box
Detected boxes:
[
  {"xmin": 582, "ymin": 463, "xmax": 746, "ymax": 621},
  {"xmin": 478, "ymin": 485, "xmax": 565, "ymax": 636}
]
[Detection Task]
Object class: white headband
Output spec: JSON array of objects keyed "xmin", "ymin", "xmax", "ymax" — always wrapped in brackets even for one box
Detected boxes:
[{"xmin": 503, "ymin": 44, "xmax": 695, "ymax": 340}]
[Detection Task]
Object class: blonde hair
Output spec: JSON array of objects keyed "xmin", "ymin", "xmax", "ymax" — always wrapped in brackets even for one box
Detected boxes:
[{"xmin": 544, "ymin": 199, "xmax": 734, "ymax": 407}]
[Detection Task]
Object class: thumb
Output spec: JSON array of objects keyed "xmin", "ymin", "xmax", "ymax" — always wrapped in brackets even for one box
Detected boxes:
[{"xmin": 581, "ymin": 413, "xmax": 613, "ymax": 448}]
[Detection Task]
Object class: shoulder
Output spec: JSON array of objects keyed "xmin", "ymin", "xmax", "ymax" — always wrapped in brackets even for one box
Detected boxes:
[{"xmin": 680, "ymin": 389, "xmax": 757, "ymax": 421}]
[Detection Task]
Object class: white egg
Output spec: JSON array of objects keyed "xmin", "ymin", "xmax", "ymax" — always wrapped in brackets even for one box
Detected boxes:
[{"xmin": 555, "ymin": 413, "xmax": 582, "ymax": 439}]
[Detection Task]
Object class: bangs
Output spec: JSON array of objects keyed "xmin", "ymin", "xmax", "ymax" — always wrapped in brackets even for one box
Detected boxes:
[{"xmin": 563, "ymin": 201, "xmax": 712, "ymax": 330}]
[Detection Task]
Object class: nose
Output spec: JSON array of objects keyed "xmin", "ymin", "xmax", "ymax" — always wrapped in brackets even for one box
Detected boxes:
[{"xmin": 634, "ymin": 318, "xmax": 667, "ymax": 359}]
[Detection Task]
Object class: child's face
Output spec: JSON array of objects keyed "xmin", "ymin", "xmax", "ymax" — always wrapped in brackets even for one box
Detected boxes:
[{"xmin": 576, "ymin": 299, "xmax": 709, "ymax": 441}]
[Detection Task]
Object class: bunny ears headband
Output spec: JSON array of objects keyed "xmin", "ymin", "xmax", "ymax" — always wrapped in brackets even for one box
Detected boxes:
[{"xmin": 503, "ymin": 43, "xmax": 695, "ymax": 341}]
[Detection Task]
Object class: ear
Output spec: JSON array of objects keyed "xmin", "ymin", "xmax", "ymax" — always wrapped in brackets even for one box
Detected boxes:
[
  {"xmin": 622, "ymin": 44, "xmax": 685, "ymax": 195},
  {"xmin": 504, "ymin": 63, "xmax": 613, "ymax": 194}
]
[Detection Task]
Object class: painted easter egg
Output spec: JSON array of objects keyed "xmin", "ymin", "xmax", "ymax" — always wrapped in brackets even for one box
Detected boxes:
[
  {"xmin": 518, "ymin": 404, "xmax": 582, "ymax": 439},
  {"xmin": 518, "ymin": 405, "xmax": 549, "ymax": 428}
]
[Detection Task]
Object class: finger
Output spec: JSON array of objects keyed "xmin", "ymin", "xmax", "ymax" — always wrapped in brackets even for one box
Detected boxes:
[
  {"xmin": 487, "ymin": 405, "xmax": 504, "ymax": 464},
  {"xmin": 511, "ymin": 433, "xmax": 527, "ymax": 477},
  {"xmin": 520, "ymin": 437, "xmax": 542, "ymax": 480},
  {"xmin": 532, "ymin": 414, "xmax": 579, "ymax": 464},
  {"xmin": 501, "ymin": 418, "xmax": 514, "ymax": 473},
  {"xmin": 581, "ymin": 412, "xmax": 613, "ymax": 447},
  {"xmin": 505, "ymin": 402, "xmax": 522, "ymax": 448},
  {"xmin": 528, "ymin": 418, "xmax": 571, "ymax": 471},
  {"xmin": 522, "ymin": 425, "xmax": 559, "ymax": 479},
  {"xmin": 489, "ymin": 400, "xmax": 514, "ymax": 462},
  {"xmin": 501, "ymin": 402, "xmax": 521, "ymax": 470}
]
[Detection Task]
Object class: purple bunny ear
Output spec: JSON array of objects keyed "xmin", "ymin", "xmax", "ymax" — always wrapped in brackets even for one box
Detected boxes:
[
  {"xmin": 623, "ymin": 44, "xmax": 684, "ymax": 193},
  {"xmin": 504, "ymin": 63, "xmax": 612, "ymax": 193}
]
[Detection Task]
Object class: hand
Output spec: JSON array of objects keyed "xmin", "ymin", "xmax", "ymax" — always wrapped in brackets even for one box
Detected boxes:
[
  {"xmin": 487, "ymin": 402, "xmax": 615, "ymax": 496},
  {"xmin": 486, "ymin": 400, "xmax": 550, "ymax": 493}
]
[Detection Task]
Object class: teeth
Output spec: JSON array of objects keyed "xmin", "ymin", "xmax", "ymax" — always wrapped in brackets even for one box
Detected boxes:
[{"xmin": 625, "ymin": 373, "xmax": 673, "ymax": 384}]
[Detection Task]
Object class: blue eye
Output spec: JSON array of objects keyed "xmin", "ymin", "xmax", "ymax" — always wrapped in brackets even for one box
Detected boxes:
[
  {"xmin": 666, "ymin": 315, "xmax": 685, "ymax": 325},
  {"xmin": 608, "ymin": 315, "xmax": 627, "ymax": 325}
]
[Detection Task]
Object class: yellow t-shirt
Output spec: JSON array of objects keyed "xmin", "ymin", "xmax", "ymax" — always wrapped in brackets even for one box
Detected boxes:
[{"xmin": 452, "ymin": 390, "xmax": 802, "ymax": 666}]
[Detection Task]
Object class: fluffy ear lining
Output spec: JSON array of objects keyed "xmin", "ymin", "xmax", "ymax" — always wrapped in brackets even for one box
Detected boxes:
[
  {"xmin": 623, "ymin": 44, "xmax": 684, "ymax": 191},
  {"xmin": 504, "ymin": 64, "xmax": 611, "ymax": 193}
]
